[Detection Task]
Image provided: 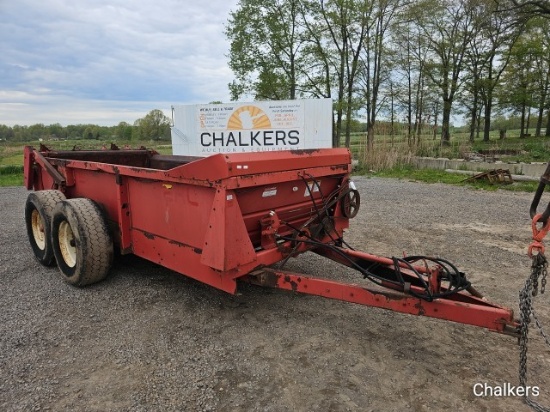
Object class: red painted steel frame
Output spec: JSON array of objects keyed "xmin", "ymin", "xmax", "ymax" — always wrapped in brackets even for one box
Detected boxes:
[
  {"xmin": 24, "ymin": 146, "xmax": 351, "ymax": 294},
  {"xmin": 245, "ymin": 268, "xmax": 518, "ymax": 335},
  {"xmin": 24, "ymin": 145, "xmax": 519, "ymax": 336}
]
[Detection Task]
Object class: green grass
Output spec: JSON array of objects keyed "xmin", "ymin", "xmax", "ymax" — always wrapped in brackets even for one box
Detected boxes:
[
  {"xmin": 0, "ymin": 141, "xmax": 174, "ymax": 187},
  {"xmin": 0, "ymin": 153, "xmax": 24, "ymax": 166},
  {"xmin": 0, "ymin": 135, "xmax": 546, "ymax": 191},
  {"xmin": 0, "ymin": 165, "xmax": 24, "ymax": 187},
  {"xmin": 0, "ymin": 165, "xmax": 24, "ymax": 175},
  {"xmin": 0, "ymin": 174, "xmax": 23, "ymax": 187},
  {"xmin": 348, "ymin": 130, "xmax": 550, "ymax": 162},
  {"xmin": 369, "ymin": 166, "xmax": 465, "ymax": 184},
  {"xmin": 154, "ymin": 145, "xmax": 173, "ymax": 155},
  {"xmin": 364, "ymin": 166, "xmax": 539, "ymax": 192}
]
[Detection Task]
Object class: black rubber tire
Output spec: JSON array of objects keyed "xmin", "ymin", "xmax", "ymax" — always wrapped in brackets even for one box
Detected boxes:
[
  {"xmin": 51, "ymin": 198, "xmax": 113, "ymax": 286},
  {"xmin": 25, "ymin": 190, "xmax": 66, "ymax": 266}
]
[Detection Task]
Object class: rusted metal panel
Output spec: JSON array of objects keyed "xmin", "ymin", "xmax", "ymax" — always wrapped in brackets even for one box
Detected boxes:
[
  {"xmin": 200, "ymin": 188, "xmax": 257, "ymax": 271},
  {"xmin": 116, "ymin": 176, "xmax": 132, "ymax": 253},
  {"xmin": 23, "ymin": 146, "xmax": 33, "ymax": 190},
  {"xmin": 32, "ymin": 150, "xmax": 66, "ymax": 188}
]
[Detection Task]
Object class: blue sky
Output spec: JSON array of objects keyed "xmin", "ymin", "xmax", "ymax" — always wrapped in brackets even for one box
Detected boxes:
[{"xmin": 0, "ymin": 0, "xmax": 239, "ymax": 126}]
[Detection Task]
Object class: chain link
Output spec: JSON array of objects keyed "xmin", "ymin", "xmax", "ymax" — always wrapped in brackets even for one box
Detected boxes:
[
  {"xmin": 519, "ymin": 253, "xmax": 550, "ymax": 412},
  {"xmin": 542, "ymin": 264, "xmax": 547, "ymax": 294},
  {"xmin": 532, "ymin": 309, "xmax": 550, "ymax": 347}
]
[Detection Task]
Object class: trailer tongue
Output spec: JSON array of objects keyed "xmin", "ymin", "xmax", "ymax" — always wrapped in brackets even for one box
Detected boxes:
[{"xmin": 23, "ymin": 145, "xmax": 518, "ymax": 336}]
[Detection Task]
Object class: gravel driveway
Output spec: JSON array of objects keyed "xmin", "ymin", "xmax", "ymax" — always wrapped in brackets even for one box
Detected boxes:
[{"xmin": 1, "ymin": 177, "xmax": 549, "ymax": 411}]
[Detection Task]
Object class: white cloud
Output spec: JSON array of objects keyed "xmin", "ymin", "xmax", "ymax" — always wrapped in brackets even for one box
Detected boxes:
[
  {"xmin": 0, "ymin": 94, "xmax": 173, "ymax": 126},
  {"xmin": 0, "ymin": 0, "xmax": 239, "ymax": 126}
]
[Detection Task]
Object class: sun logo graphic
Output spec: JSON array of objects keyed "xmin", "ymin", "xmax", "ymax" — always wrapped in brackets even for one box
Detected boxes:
[{"xmin": 227, "ymin": 105, "xmax": 271, "ymax": 130}]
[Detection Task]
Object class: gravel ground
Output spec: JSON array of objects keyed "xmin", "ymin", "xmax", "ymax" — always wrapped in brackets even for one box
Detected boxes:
[{"xmin": 1, "ymin": 177, "xmax": 549, "ymax": 411}]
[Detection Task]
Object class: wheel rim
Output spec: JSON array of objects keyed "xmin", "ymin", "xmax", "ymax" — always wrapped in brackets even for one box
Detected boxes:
[
  {"xmin": 58, "ymin": 220, "xmax": 77, "ymax": 268},
  {"xmin": 342, "ymin": 189, "xmax": 360, "ymax": 218},
  {"xmin": 31, "ymin": 209, "xmax": 46, "ymax": 250}
]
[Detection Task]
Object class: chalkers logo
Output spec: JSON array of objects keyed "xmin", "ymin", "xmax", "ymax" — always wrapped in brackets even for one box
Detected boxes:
[
  {"xmin": 200, "ymin": 104, "xmax": 301, "ymax": 153},
  {"xmin": 227, "ymin": 105, "xmax": 271, "ymax": 130}
]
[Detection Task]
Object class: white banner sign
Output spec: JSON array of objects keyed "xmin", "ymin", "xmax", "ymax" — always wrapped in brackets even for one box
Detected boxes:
[{"xmin": 171, "ymin": 99, "xmax": 332, "ymax": 156}]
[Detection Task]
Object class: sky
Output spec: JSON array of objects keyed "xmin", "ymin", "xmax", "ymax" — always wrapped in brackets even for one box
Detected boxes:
[{"xmin": 0, "ymin": 0, "xmax": 240, "ymax": 126}]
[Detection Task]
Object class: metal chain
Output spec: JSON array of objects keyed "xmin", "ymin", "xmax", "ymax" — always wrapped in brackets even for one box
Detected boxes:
[
  {"xmin": 533, "ymin": 309, "xmax": 550, "ymax": 347},
  {"xmin": 542, "ymin": 263, "xmax": 547, "ymax": 294},
  {"xmin": 519, "ymin": 253, "xmax": 550, "ymax": 412}
]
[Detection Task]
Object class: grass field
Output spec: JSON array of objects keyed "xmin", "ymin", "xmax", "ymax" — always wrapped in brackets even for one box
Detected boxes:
[
  {"xmin": 0, "ymin": 140, "xmax": 174, "ymax": 186},
  {"xmin": 1, "ymin": 132, "xmax": 549, "ymax": 189},
  {"xmin": 369, "ymin": 165, "xmax": 540, "ymax": 192},
  {"xmin": 348, "ymin": 129, "xmax": 550, "ymax": 163}
]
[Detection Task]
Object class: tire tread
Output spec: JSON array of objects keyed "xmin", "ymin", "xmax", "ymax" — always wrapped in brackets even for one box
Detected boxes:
[
  {"xmin": 25, "ymin": 190, "xmax": 66, "ymax": 266},
  {"xmin": 52, "ymin": 198, "xmax": 113, "ymax": 286}
]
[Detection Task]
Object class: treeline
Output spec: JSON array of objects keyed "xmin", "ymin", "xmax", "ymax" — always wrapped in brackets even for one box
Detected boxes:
[
  {"xmin": 0, "ymin": 109, "xmax": 171, "ymax": 143},
  {"xmin": 0, "ymin": 112, "xmax": 536, "ymax": 144},
  {"xmin": 226, "ymin": 0, "xmax": 550, "ymax": 152},
  {"xmin": 347, "ymin": 113, "xmax": 534, "ymax": 136}
]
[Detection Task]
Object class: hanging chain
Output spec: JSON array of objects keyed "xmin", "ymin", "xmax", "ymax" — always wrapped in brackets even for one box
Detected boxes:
[
  {"xmin": 542, "ymin": 262, "xmax": 547, "ymax": 294},
  {"xmin": 519, "ymin": 252, "xmax": 550, "ymax": 412}
]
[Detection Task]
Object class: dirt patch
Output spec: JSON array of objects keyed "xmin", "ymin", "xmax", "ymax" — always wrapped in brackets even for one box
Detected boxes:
[{"xmin": 1, "ymin": 178, "xmax": 549, "ymax": 411}]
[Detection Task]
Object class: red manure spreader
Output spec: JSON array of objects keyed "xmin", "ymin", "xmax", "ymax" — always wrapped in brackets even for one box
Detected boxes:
[{"xmin": 23, "ymin": 145, "xmax": 519, "ymax": 336}]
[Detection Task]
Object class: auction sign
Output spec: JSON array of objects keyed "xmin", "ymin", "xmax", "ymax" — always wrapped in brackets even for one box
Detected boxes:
[{"xmin": 170, "ymin": 98, "xmax": 332, "ymax": 156}]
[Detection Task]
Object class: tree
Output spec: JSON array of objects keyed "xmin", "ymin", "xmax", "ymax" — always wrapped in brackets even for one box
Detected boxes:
[
  {"xmin": 115, "ymin": 122, "xmax": 133, "ymax": 141},
  {"xmin": 0, "ymin": 125, "xmax": 14, "ymax": 141},
  {"xmin": 415, "ymin": 0, "xmax": 476, "ymax": 144},
  {"xmin": 361, "ymin": 0, "xmax": 405, "ymax": 153},
  {"xmin": 136, "ymin": 110, "xmax": 171, "ymax": 141},
  {"xmin": 498, "ymin": 31, "xmax": 540, "ymax": 137},
  {"xmin": 314, "ymin": 0, "xmax": 374, "ymax": 147},
  {"xmin": 28, "ymin": 124, "xmax": 46, "ymax": 141},
  {"xmin": 497, "ymin": 0, "xmax": 550, "ymax": 17},
  {"xmin": 475, "ymin": 1, "xmax": 520, "ymax": 141},
  {"xmin": 82, "ymin": 127, "xmax": 94, "ymax": 140},
  {"xmin": 48, "ymin": 123, "xmax": 65, "ymax": 139},
  {"xmin": 527, "ymin": 17, "xmax": 550, "ymax": 136},
  {"xmin": 132, "ymin": 119, "xmax": 142, "ymax": 141},
  {"xmin": 226, "ymin": 0, "xmax": 374, "ymax": 148},
  {"xmin": 387, "ymin": 1, "xmax": 435, "ymax": 145},
  {"xmin": 226, "ymin": 0, "xmax": 305, "ymax": 100}
]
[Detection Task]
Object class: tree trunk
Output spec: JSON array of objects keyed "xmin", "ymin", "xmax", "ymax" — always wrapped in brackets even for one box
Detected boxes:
[
  {"xmin": 334, "ymin": 108, "xmax": 342, "ymax": 147},
  {"xmin": 469, "ymin": 69, "xmax": 479, "ymax": 142},
  {"xmin": 332, "ymin": 115, "xmax": 338, "ymax": 147},
  {"xmin": 536, "ymin": 71, "xmax": 549, "ymax": 137},
  {"xmin": 433, "ymin": 110, "xmax": 438, "ymax": 140},
  {"xmin": 536, "ymin": 103, "xmax": 544, "ymax": 137},
  {"xmin": 367, "ymin": 123, "xmax": 375, "ymax": 153},
  {"xmin": 476, "ymin": 105, "xmax": 482, "ymax": 140},
  {"xmin": 408, "ymin": 87, "xmax": 413, "ymax": 145},
  {"xmin": 483, "ymin": 98, "xmax": 492, "ymax": 142},
  {"xmin": 407, "ymin": 56, "xmax": 413, "ymax": 144},
  {"xmin": 469, "ymin": 105, "xmax": 477, "ymax": 142},
  {"xmin": 290, "ymin": 55, "xmax": 296, "ymax": 100},
  {"xmin": 441, "ymin": 98, "xmax": 452, "ymax": 144},
  {"xmin": 344, "ymin": 87, "xmax": 353, "ymax": 148},
  {"xmin": 390, "ymin": 83, "xmax": 395, "ymax": 147},
  {"xmin": 334, "ymin": 60, "xmax": 345, "ymax": 148},
  {"xmin": 520, "ymin": 105, "xmax": 526, "ymax": 138}
]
